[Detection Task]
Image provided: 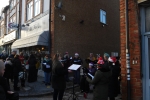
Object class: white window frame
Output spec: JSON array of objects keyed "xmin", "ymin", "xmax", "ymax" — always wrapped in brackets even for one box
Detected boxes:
[
  {"xmin": 100, "ymin": 9, "xmax": 107, "ymax": 24},
  {"xmin": 34, "ymin": 0, "xmax": 41, "ymax": 16},
  {"xmin": 27, "ymin": 1, "xmax": 33, "ymax": 20}
]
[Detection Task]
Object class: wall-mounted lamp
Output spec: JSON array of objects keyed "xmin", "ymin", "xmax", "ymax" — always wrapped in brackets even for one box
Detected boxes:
[{"xmin": 56, "ymin": 0, "xmax": 63, "ymax": 9}]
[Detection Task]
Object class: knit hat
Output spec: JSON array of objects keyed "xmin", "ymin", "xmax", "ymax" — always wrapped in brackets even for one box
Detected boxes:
[
  {"xmin": 104, "ymin": 53, "xmax": 110, "ymax": 58},
  {"xmin": 108, "ymin": 57, "xmax": 117, "ymax": 65},
  {"xmin": 97, "ymin": 57, "xmax": 104, "ymax": 65}
]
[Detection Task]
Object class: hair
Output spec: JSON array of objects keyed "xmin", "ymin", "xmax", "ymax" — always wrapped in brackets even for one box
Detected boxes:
[
  {"xmin": 53, "ymin": 53, "xmax": 60, "ymax": 62},
  {"xmin": 14, "ymin": 54, "xmax": 19, "ymax": 59},
  {"xmin": 20, "ymin": 52, "xmax": 23, "ymax": 55},
  {"xmin": 0, "ymin": 60, "xmax": 5, "ymax": 76}
]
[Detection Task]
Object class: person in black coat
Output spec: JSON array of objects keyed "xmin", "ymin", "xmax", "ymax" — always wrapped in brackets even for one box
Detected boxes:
[
  {"xmin": 0, "ymin": 60, "xmax": 16, "ymax": 100},
  {"xmin": 71, "ymin": 53, "xmax": 83, "ymax": 84},
  {"xmin": 52, "ymin": 53, "xmax": 72, "ymax": 100},
  {"xmin": 28, "ymin": 54, "xmax": 37, "ymax": 83},
  {"xmin": 61, "ymin": 52, "xmax": 71, "ymax": 81},
  {"xmin": 42, "ymin": 55, "xmax": 52, "ymax": 87},
  {"xmin": 108, "ymin": 57, "xmax": 121, "ymax": 100},
  {"xmin": 3, "ymin": 58, "xmax": 13, "ymax": 89},
  {"xmin": 13, "ymin": 55, "xmax": 22, "ymax": 91}
]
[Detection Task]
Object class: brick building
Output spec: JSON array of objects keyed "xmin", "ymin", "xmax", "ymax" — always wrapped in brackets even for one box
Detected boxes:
[
  {"xmin": 50, "ymin": 0, "xmax": 120, "ymax": 58},
  {"xmin": 120, "ymin": 0, "xmax": 150, "ymax": 100}
]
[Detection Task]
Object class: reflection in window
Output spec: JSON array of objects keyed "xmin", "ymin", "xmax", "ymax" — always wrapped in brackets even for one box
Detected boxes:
[
  {"xmin": 146, "ymin": 7, "xmax": 150, "ymax": 32},
  {"xmin": 27, "ymin": 1, "xmax": 33, "ymax": 20},
  {"xmin": 34, "ymin": 0, "xmax": 41, "ymax": 16},
  {"xmin": 100, "ymin": 9, "xmax": 107, "ymax": 24}
]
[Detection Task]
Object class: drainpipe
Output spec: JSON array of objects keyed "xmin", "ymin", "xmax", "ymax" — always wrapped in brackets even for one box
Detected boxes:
[
  {"xmin": 49, "ymin": 0, "xmax": 51, "ymax": 56},
  {"xmin": 125, "ymin": 0, "xmax": 131, "ymax": 100}
]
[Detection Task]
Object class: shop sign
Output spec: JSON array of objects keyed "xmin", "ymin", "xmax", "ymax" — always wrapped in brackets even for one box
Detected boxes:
[
  {"xmin": 4, "ymin": 31, "xmax": 16, "ymax": 43},
  {"xmin": 8, "ymin": 22, "xmax": 18, "ymax": 30}
]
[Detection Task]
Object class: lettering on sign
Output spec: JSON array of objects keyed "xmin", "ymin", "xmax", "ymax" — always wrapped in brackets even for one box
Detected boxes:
[{"xmin": 27, "ymin": 23, "xmax": 41, "ymax": 32}]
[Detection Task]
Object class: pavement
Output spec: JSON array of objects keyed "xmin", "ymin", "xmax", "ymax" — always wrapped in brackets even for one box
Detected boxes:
[
  {"xmin": 10, "ymin": 69, "xmax": 77, "ymax": 97},
  {"xmin": 10, "ymin": 69, "xmax": 122, "ymax": 100}
]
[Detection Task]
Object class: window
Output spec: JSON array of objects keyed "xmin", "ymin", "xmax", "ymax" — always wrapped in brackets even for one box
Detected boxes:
[
  {"xmin": 1, "ymin": 21, "xmax": 5, "ymax": 36},
  {"xmin": 34, "ymin": 0, "xmax": 41, "ymax": 16},
  {"xmin": 10, "ymin": 0, "xmax": 16, "ymax": 9},
  {"xmin": 100, "ymin": 9, "xmax": 106, "ymax": 24},
  {"xmin": 27, "ymin": 1, "xmax": 33, "ymax": 20},
  {"xmin": 9, "ymin": 15, "xmax": 16, "ymax": 32},
  {"xmin": 146, "ymin": 7, "xmax": 150, "ymax": 32}
]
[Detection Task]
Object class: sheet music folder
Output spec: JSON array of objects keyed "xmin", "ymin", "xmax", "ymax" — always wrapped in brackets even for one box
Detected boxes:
[{"xmin": 68, "ymin": 64, "xmax": 81, "ymax": 70}]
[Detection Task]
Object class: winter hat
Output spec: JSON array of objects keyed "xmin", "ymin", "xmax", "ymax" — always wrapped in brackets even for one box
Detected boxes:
[
  {"xmin": 104, "ymin": 53, "xmax": 110, "ymax": 58},
  {"xmin": 108, "ymin": 57, "xmax": 117, "ymax": 65},
  {"xmin": 89, "ymin": 62, "xmax": 94, "ymax": 66},
  {"xmin": 97, "ymin": 57, "xmax": 104, "ymax": 65},
  {"xmin": 75, "ymin": 53, "xmax": 79, "ymax": 56}
]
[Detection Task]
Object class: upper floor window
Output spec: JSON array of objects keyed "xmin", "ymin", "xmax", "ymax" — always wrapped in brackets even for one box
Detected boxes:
[
  {"xmin": 0, "ymin": 21, "xmax": 5, "ymax": 36},
  {"xmin": 9, "ymin": 15, "xmax": 16, "ymax": 32},
  {"xmin": 100, "ymin": 9, "xmax": 106, "ymax": 24},
  {"xmin": 34, "ymin": 0, "xmax": 41, "ymax": 16},
  {"xmin": 10, "ymin": 0, "xmax": 16, "ymax": 9},
  {"xmin": 27, "ymin": 1, "xmax": 33, "ymax": 20}
]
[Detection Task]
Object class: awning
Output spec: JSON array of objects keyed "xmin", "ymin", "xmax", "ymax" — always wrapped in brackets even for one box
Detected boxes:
[{"xmin": 12, "ymin": 31, "xmax": 49, "ymax": 49}]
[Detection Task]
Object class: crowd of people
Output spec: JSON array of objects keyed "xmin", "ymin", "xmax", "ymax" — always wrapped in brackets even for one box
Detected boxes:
[
  {"xmin": 0, "ymin": 50, "xmax": 121, "ymax": 100},
  {"xmin": 51, "ymin": 52, "xmax": 121, "ymax": 100}
]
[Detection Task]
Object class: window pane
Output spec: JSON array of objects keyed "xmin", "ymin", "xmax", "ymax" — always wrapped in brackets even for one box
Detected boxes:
[
  {"xmin": 100, "ymin": 9, "xmax": 106, "ymax": 24},
  {"xmin": 146, "ymin": 7, "xmax": 150, "ymax": 32},
  {"xmin": 27, "ymin": 1, "xmax": 33, "ymax": 20},
  {"xmin": 34, "ymin": 0, "xmax": 40, "ymax": 16}
]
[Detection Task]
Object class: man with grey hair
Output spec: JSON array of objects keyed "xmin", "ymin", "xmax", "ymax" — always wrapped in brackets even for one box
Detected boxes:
[{"xmin": 0, "ymin": 60, "xmax": 15, "ymax": 100}]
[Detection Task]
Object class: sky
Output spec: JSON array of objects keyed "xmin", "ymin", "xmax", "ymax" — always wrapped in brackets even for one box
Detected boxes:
[{"xmin": 0, "ymin": 0, "xmax": 9, "ymax": 12}]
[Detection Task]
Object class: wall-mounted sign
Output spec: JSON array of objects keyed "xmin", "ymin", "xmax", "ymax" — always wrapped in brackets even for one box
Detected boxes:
[
  {"xmin": 8, "ymin": 22, "xmax": 18, "ymax": 30},
  {"xmin": 4, "ymin": 31, "xmax": 16, "ymax": 43}
]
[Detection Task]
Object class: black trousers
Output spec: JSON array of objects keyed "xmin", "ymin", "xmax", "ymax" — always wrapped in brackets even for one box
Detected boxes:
[
  {"xmin": 14, "ymin": 74, "xmax": 19, "ymax": 88},
  {"xmin": 53, "ymin": 89, "xmax": 65, "ymax": 100}
]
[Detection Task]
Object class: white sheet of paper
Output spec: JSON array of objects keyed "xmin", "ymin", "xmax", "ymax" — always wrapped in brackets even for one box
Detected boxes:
[
  {"xmin": 88, "ymin": 73, "xmax": 94, "ymax": 80},
  {"xmin": 46, "ymin": 65, "xmax": 50, "ymax": 68},
  {"xmin": 68, "ymin": 64, "xmax": 81, "ymax": 70}
]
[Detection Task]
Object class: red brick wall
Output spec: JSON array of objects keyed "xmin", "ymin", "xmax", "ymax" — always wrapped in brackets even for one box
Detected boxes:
[{"xmin": 120, "ymin": 0, "xmax": 142, "ymax": 100}]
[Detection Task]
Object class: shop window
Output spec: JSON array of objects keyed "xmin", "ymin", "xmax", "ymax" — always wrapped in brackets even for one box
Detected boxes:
[
  {"xmin": 27, "ymin": 1, "xmax": 33, "ymax": 20},
  {"xmin": 100, "ymin": 9, "xmax": 107, "ymax": 24},
  {"xmin": 146, "ymin": 7, "xmax": 150, "ymax": 32},
  {"xmin": 34, "ymin": 0, "xmax": 41, "ymax": 16}
]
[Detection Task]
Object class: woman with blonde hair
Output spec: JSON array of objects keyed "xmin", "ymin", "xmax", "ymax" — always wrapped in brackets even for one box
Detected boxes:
[{"xmin": 52, "ymin": 53, "xmax": 72, "ymax": 100}]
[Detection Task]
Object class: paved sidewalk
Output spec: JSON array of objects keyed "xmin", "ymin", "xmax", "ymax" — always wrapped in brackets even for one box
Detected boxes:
[{"xmin": 10, "ymin": 70, "xmax": 76, "ymax": 97}]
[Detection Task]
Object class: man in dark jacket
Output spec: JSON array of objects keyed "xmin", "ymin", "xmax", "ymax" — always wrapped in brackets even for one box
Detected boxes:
[
  {"xmin": 61, "ymin": 52, "xmax": 71, "ymax": 81},
  {"xmin": 13, "ymin": 55, "xmax": 22, "ymax": 91},
  {"xmin": 71, "ymin": 53, "xmax": 83, "ymax": 84}
]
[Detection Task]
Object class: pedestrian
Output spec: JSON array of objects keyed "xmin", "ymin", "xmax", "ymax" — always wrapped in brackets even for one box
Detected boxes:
[
  {"xmin": 86, "ymin": 53, "xmax": 97, "ymax": 64},
  {"xmin": 86, "ymin": 57, "xmax": 111, "ymax": 100},
  {"xmin": 3, "ymin": 58, "xmax": 13, "ymax": 89},
  {"xmin": 9, "ymin": 51, "xmax": 17, "ymax": 82},
  {"xmin": 1, "ymin": 51, "xmax": 8, "ymax": 62},
  {"xmin": 52, "ymin": 53, "xmax": 72, "ymax": 100},
  {"xmin": 71, "ymin": 53, "xmax": 83, "ymax": 84},
  {"xmin": 108, "ymin": 57, "xmax": 121, "ymax": 100},
  {"xmin": 19, "ymin": 52, "xmax": 24, "ymax": 64},
  {"xmin": 28, "ymin": 54, "xmax": 37, "ymax": 83},
  {"xmin": 61, "ymin": 52, "xmax": 71, "ymax": 82},
  {"xmin": 13, "ymin": 55, "xmax": 22, "ymax": 91},
  {"xmin": 42, "ymin": 55, "xmax": 52, "ymax": 88},
  {"xmin": 80, "ymin": 62, "xmax": 96, "ymax": 93}
]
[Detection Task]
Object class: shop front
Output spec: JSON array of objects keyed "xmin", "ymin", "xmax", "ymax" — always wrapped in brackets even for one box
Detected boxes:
[
  {"xmin": 3, "ymin": 31, "xmax": 17, "ymax": 55},
  {"xmin": 11, "ymin": 14, "xmax": 50, "ymax": 56}
]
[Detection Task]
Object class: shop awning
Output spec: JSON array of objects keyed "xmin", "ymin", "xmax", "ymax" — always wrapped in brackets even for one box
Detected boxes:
[{"xmin": 11, "ymin": 31, "xmax": 49, "ymax": 49}]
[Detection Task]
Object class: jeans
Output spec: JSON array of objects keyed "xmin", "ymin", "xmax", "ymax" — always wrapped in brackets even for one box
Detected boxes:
[
  {"xmin": 53, "ymin": 89, "xmax": 65, "ymax": 100},
  {"xmin": 44, "ymin": 72, "xmax": 50, "ymax": 84},
  {"xmin": 73, "ymin": 70, "xmax": 80, "ymax": 84}
]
